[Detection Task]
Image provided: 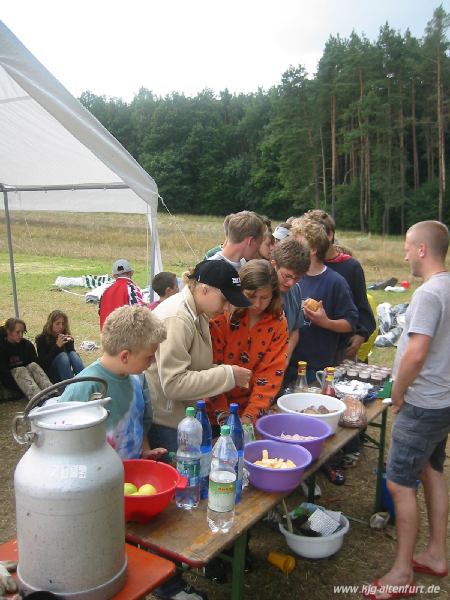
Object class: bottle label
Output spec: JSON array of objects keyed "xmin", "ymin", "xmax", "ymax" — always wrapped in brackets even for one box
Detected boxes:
[
  {"xmin": 242, "ymin": 423, "xmax": 255, "ymax": 443},
  {"xmin": 208, "ymin": 472, "xmax": 236, "ymax": 512},
  {"xmin": 177, "ymin": 459, "xmax": 200, "ymax": 486}
]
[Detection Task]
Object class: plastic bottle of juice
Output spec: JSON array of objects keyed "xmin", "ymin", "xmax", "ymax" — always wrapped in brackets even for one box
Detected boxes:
[
  {"xmin": 207, "ymin": 425, "xmax": 238, "ymax": 533},
  {"xmin": 176, "ymin": 407, "xmax": 202, "ymax": 510},
  {"xmin": 196, "ymin": 400, "xmax": 212, "ymax": 500},
  {"xmin": 226, "ymin": 403, "xmax": 244, "ymax": 503}
]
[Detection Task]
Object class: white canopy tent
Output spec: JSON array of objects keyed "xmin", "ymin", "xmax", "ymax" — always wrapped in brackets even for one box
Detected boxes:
[{"xmin": 0, "ymin": 21, "xmax": 163, "ymax": 316}]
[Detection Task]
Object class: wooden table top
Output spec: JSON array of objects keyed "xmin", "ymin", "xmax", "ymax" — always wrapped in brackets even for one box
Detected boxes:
[{"xmin": 126, "ymin": 399, "xmax": 387, "ymax": 567}]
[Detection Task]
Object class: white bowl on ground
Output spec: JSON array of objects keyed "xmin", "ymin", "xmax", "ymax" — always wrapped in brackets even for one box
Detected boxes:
[
  {"xmin": 276, "ymin": 393, "xmax": 346, "ymax": 434},
  {"xmin": 279, "ymin": 514, "xmax": 350, "ymax": 558}
]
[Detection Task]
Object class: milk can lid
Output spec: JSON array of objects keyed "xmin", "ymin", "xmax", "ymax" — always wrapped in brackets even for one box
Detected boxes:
[{"xmin": 29, "ymin": 400, "xmax": 109, "ymax": 431}]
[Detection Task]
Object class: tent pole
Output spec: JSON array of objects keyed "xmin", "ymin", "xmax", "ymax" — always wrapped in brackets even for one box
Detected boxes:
[
  {"xmin": 148, "ymin": 212, "xmax": 155, "ymax": 302},
  {"xmin": 2, "ymin": 187, "xmax": 20, "ymax": 317}
]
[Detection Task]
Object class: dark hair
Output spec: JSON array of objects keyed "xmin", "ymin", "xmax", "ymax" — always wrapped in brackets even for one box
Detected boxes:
[
  {"xmin": 232, "ymin": 259, "xmax": 282, "ymax": 321},
  {"xmin": 272, "ymin": 238, "xmax": 310, "ymax": 275},
  {"xmin": 152, "ymin": 272, "xmax": 177, "ymax": 297},
  {"xmin": 2, "ymin": 317, "xmax": 27, "ymax": 335},
  {"xmin": 42, "ymin": 310, "xmax": 70, "ymax": 337}
]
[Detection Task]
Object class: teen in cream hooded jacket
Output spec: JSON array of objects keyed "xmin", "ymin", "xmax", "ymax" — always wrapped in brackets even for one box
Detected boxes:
[{"xmin": 146, "ymin": 286, "xmax": 236, "ymax": 430}]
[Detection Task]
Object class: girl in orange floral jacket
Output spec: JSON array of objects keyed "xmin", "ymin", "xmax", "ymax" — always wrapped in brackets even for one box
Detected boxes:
[{"xmin": 209, "ymin": 259, "xmax": 288, "ymax": 425}]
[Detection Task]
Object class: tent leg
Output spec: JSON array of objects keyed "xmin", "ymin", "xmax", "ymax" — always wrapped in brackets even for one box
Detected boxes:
[
  {"xmin": 148, "ymin": 212, "xmax": 156, "ymax": 303},
  {"xmin": 2, "ymin": 188, "xmax": 20, "ymax": 317}
]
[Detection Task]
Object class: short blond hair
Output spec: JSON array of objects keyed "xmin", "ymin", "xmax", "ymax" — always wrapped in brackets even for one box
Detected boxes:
[
  {"xmin": 290, "ymin": 217, "xmax": 330, "ymax": 261},
  {"xmin": 101, "ymin": 305, "xmax": 167, "ymax": 355},
  {"xmin": 226, "ymin": 211, "xmax": 265, "ymax": 243}
]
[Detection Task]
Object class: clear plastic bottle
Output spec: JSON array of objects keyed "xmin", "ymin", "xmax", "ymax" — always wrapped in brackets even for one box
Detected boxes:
[
  {"xmin": 207, "ymin": 424, "xmax": 238, "ymax": 533},
  {"xmin": 176, "ymin": 406, "xmax": 202, "ymax": 510},
  {"xmin": 196, "ymin": 400, "xmax": 212, "ymax": 500},
  {"xmin": 226, "ymin": 403, "xmax": 244, "ymax": 503},
  {"xmin": 294, "ymin": 361, "xmax": 308, "ymax": 392}
]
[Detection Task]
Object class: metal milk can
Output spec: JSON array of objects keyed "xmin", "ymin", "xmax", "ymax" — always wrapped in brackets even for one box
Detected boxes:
[{"xmin": 12, "ymin": 377, "xmax": 127, "ymax": 599}]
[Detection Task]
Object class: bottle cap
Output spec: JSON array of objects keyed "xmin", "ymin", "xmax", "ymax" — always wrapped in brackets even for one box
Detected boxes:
[
  {"xmin": 297, "ymin": 361, "xmax": 307, "ymax": 367},
  {"xmin": 220, "ymin": 424, "xmax": 231, "ymax": 436},
  {"xmin": 229, "ymin": 403, "xmax": 239, "ymax": 412},
  {"xmin": 196, "ymin": 400, "xmax": 206, "ymax": 408},
  {"xmin": 186, "ymin": 407, "xmax": 195, "ymax": 417}
]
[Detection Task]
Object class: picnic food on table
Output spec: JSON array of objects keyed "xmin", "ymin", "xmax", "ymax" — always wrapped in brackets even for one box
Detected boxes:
[
  {"xmin": 303, "ymin": 298, "xmax": 320, "ymax": 312},
  {"xmin": 254, "ymin": 448, "xmax": 297, "ymax": 469},
  {"xmin": 279, "ymin": 433, "xmax": 319, "ymax": 441},
  {"xmin": 297, "ymin": 405, "xmax": 337, "ymax": 415}
]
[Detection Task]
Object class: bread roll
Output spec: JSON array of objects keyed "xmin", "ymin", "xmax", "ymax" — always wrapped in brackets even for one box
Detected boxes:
[{"xmin": 303, "ymin": 298, "xmax": 320, "ymax": 312}]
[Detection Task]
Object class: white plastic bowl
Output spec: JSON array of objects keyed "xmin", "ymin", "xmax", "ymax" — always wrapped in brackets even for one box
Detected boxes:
[
  {"xmin": 277, "ymin": 393, "xmax": 346, "ymax": 434},
  {"xmin": 279, "ymin": 514, "xmax": 350, "ymax": 558}
]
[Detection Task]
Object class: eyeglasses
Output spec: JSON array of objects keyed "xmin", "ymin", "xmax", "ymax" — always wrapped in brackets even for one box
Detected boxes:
[{"xmin": 277, "ymin": 268, "xmax": 299, "ymax": 283}]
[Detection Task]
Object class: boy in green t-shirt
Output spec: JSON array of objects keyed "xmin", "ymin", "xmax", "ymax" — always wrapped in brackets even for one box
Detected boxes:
[{"xmin": 60, "ymin": 305, "xmax": 167, "ymax": 460}]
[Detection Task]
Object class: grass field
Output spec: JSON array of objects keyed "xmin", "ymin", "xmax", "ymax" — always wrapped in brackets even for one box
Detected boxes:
[{"xmin": 0, "ymin": 211, "xmax": 448, "ymax": 600}]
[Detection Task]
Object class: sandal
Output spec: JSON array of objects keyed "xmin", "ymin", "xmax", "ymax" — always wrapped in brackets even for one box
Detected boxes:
[{"xmin": 321, "ymin": 464, "xmax": 345, "ymax": 485}]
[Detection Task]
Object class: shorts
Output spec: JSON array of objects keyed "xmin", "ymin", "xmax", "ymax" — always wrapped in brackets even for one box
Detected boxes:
[{"xmin": 386, "ymin": 402, "xmax": 450, "ymax": 488}]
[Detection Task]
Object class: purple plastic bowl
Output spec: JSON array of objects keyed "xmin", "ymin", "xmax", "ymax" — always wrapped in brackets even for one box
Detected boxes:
[
  {"xmin": 244, "ymin": 440, "xmax": 312, "ymax": 493},
  {"xmin": 255, "ymin": 413, "xmax": 332, "ymax": 461}
]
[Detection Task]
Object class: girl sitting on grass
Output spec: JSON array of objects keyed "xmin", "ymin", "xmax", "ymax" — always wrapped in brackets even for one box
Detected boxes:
[
  {"xmin": 209, "ymin": 259, "xmax": 288, "ymax": 425},
  {"xmin": 36, "ymin": 310, "xmax": 85, "ymax": 383},
  {"xmin": 0, "ymin": 317, "xmax": 51, "ymax": 400}
]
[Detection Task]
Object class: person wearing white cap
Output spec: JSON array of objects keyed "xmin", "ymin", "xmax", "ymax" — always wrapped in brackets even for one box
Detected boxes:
[{"xmin": 99, "ymin": 259, "xmax": 145, "ymax": 330}]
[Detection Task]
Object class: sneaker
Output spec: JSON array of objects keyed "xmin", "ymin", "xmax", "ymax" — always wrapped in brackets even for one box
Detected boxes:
[
  {"xmin": 300, "ymin": 481, "xmax": 322, "ymax": 498},
  {"xmin": 153, "ymin": 578, "xmax": 208, "ymax": 600}
]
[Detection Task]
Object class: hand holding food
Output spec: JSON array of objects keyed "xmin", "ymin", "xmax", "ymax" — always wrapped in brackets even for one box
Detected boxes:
[{"xmin": 303, "ymin": 298, "xmax": 320, "ymax": 312}]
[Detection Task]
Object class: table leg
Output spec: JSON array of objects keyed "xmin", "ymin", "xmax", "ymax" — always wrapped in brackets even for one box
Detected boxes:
[
  {"xmin": 231, "ymin": 531, "xmax": 247, "ymax": 600},
  {"xmin": 307, "ymin": 476, "xmax": 316, "ymax": 503},
  {"xmin": 374, "ymin": 408, "xmax": 388, "ymax": 513}
]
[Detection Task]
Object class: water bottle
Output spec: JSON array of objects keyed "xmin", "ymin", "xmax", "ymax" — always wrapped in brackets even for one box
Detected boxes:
[
  {"xmin": 196, "ymin": 400, "xmax": 212, "ymax": 500},
  {"xmin": 176, "ymin": 406, "xmax": 202, "ymax": 510},
  {"xmin": 207, "ymin": 425, "xmax": 238, "ymax": 533},
  {"xmin": 226, "ymin": 403, "xmax": 244, "ymax": 503}
]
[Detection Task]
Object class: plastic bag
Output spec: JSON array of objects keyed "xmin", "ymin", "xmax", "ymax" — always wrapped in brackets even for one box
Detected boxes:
[{"xmin": 339, "ymin": 395, "xmax": 367, "ymax": 428}]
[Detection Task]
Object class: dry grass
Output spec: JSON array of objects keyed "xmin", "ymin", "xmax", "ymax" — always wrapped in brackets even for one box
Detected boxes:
[{"xmin": 0, "ymin": 211, "xmax": 449, "ymax": 600}]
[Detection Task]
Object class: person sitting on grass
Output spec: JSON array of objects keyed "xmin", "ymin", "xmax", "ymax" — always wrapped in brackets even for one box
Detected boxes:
[
  {"xmin": 0, "ymin": 317, "xmax": 52, "ymax": 400},
  {"xmin": 36, "ymin": 310, "xmax": 85, "ymax": 383},
  {"xmin": 149, "ymin": 272, "xmax": 179, "ymax": 311},
  {"xmin": 59, "ymin": 305, "xmax": 167, "ymax": 460},
  {"xmin": 209, "ymin": 259, "xmax": 288, "ymax": 425}
]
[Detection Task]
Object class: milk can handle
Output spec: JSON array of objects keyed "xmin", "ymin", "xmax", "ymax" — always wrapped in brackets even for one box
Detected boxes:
[
  {"xmin": 23, "ymin": 376, "xmax": 108, "ymax": 417},
  {"xmin": 13, "ymin": 377, "xmax": 108, "ymax": 445}
]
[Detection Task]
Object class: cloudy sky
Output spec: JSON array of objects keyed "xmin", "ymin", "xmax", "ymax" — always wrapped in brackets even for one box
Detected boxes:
[{"xmin": 2, "ymin": 0, "xmax": 448, "ymax": 101}]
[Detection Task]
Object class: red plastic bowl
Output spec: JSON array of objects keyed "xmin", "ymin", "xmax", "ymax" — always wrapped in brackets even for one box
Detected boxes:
[{"xmin": 123, "ymin": 459, "xmax": 187, "ymax": 523}]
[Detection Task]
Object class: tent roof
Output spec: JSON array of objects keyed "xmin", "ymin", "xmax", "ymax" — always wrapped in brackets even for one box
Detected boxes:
[{"xmin": 0, "ymin": 20, "xmax": 160, "ymax": 220}]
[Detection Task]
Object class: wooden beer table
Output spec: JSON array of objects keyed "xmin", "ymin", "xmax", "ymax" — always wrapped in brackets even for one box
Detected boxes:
[
  {"xmin": 126, "ymin": 399, "xmax": 389, "ymax": 600},
  {"xmin": 0, "ymin": 538, "xmax": 176, "ymax": 599}
]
